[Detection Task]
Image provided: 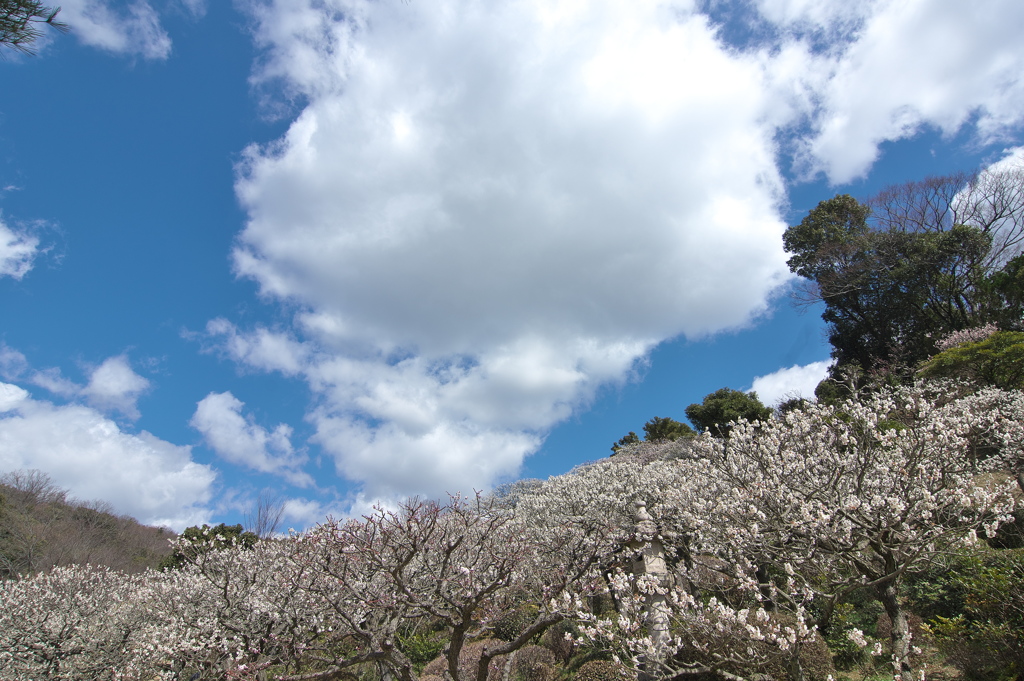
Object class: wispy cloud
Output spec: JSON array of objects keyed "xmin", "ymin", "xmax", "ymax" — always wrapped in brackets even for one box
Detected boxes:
[
  {"xmin": 0, "ymin": 219, "xmax": 40, "ymax": 280},
  {"xmin": 57, "ymin": 0, "xmax": 172, "ymax": 59},
  {"xmin": 21, "ymin": 354, "xmax": 151, "ymax": 421}
]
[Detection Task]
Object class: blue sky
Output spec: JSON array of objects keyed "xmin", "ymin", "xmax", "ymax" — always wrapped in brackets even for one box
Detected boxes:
[{"xmin": 1, "ymin": 0, "xmax": 1022, "ymax": 530}]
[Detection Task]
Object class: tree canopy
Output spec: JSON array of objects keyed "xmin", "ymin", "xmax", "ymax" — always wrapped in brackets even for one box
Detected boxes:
[
  {"xmin": 784, "ymin": 164, "xmax": 1024, "ymax": 382},
  {"xmin": 158, "ymin": 523, "xmax": 257, "ymax": 571},
  {"xmin": 611, "ymin": 416, "xmax": 693, "ymax": 453},
  {"xmin": 642, "ymin": 415, "xmax": 694, "ymax": 441},
  {"xmin": 684, "ymin": 387, "xmax": 771, "ymax": 437}
]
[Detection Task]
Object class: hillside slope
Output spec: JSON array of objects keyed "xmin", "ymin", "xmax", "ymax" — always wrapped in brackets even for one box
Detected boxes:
[{"xmin": 0, "ymin": 470, "xmax": 174, "ymax": 579}]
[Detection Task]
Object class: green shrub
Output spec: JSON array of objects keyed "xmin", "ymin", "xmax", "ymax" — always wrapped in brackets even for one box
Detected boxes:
[
  {"xmin": 908, "ymin": 548, "xmax": 1024, "ymax": 680},
  {"xmin": 572, "ymin": 660, "xmax": 629, "ymax": 681},
  {"xmin": 493, "ymin": 603, "xmax": 539, "ymax": 642},
  {"xmin": 400, "ymin": 631, "xmax": 447, "ymax": 670},
  {"xmin": 513, "ymin": 645, "xmax": 556, "ymax": 681},
  {"xmin": 812, "ymin": 588, "xmax": 888, "ymax": 676},
  {"xmin": 539, "ymin": 620, "xmax": 576, "ymax": 663}
]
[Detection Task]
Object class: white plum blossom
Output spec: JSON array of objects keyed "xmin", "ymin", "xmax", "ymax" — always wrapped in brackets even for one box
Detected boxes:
[{"xmin": 0, "ymin": 381, "xmax": 1020, "ymax": 681}]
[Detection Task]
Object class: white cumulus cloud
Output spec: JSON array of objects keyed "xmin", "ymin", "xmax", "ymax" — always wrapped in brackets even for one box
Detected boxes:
[
  {"xmin": 750, "ymin": 359, "xmax": 834, "ymax": 407},
  {"xmin": 0, "ymin": 382, "xmax": 216, "ymax": 529},
  {"xmin": 790, "ymin": 0, "xmax": 1024, "ymax": 182},
  {"xmin": 0, "ymin": 382, "xmax": 29, "ymax": 412},
  {"xmin": 17, "ymin": 354, "xmax": 151, "ymax": 420},
  {"xmin": 222, "ymin": 0, "xmax": 1024, "ymax": 506},
  {"xmin": 204, "ymin": 318, "xmax": 311, "ymax": 376},
  {"xmin": 82, "ymin": 355, "xmax": 151, "ymax": 419},
  {"xmin": 191, "ymin": 391, "xmax": 312, "ymax": 487},
  {"xmin": 232, "ymin": 0, "xmax": 793, "ymax": 503},
  {"xmin": 281, "ymin": 497, "xmax": 336, "ymax": 529}
]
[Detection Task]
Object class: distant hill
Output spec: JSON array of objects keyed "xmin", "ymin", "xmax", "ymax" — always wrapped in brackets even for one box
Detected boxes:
[{"xmin": 0, "ymin": 470, "xmax": 175, "ymax": 579}]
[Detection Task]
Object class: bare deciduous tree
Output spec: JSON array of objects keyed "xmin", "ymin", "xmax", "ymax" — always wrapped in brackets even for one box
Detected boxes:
[{"xmin": 244, "ymin": 490, "xmax": 286, "ymax": 539}]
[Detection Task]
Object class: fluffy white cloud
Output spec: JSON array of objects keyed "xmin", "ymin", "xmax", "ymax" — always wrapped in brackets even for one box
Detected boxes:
[
  {"xmin": 224, "ymin": 0, "xmax": 1024, "ymax": 505},
  {"xmin": 232, "ymin": 0, "xmax": 793, "ymax": 501},
  {"xmin": 281, "ymin": 497, "xmax": 336, "ymax": 529},
  {"xmin": 0, "ymin": 382, "xmax": 29, "ymax": 412},
  {"xmin": 57, "ymin": 0, "xmax": 171, "ymax": 59},
  {"xmin": 82, "ymin": 355, "xmax": 151, "ymax": 419},
  {"xmin": 204, "ymin": 318, "xmax": 311, "ymax": 376},
  {"xmin": 191, "ymin": 391, "xmax": 312, "ymax": 487},
  {"xmin": 750, "ymin": 359, "xmax": 834, "ymax": 406},
  {"xmin": 985, "ymin": 146, "xmax": 1024, "ymax": 175},
  {"xmin": 0, "ymin": 382, "xmax": 216, "ymax": 529},
  {"xmin": 790, "ymin": 0, "xmax": 1024, "ymax": 182},
  {"xmin": 15, "ymin": 354, "xmax": 151, "ymax": 420},
  {"xmin": 0, "ymin": 220, "xmax": 39, "ymax": 279}
]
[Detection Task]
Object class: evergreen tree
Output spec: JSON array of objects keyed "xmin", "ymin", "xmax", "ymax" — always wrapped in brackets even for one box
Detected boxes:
[
  {"xmin": 785, "ymin": 166, "xmax": 1024, "ymax": 382},
  {"xmin": 610, "ymin": 417, "xmax": 692, "ymax": 453},
  {"xmin": 684, "ymin": 387, "xmax": 771, "ymax": 438},
  {"xmin": 0, "ymin": 1, "xmax": 67, "ymax": 54}
]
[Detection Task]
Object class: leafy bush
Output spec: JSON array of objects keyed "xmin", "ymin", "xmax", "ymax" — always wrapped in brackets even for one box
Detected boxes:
[
  {"xmin": 493, "ymin": 603, "xmax": 539, "ymax": 642},
  {"xmin": 908, "ymin": 548, "xmax": 1024, "ymax": 680},
  {"xmin": 400, "ymin": 631, "xmax": 448, "ymax": 669},
  {"xmin": 572, "ymin": 660, "xmax": 629, "ymax": 681},
  {"xmin": 820, "ymin": 600, "xmax": 880, "ymax": 670},
  {"xmin": 513, "ymin": 645, "xmax": 556, "ymax": 681}
]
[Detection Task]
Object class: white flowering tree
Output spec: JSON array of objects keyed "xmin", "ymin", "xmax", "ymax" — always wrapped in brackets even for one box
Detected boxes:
[
  {"xmin": 3, "ymin": 382, "xmax": 1021, "ymax": 681},
  {"xmin": 575, "ymin": 566, "xmax": 815, "ymax": 681},
  {"xmin": 514, "ymin": 451, "xmax": 819, "ymax": 681},
  {"xmin": 0, "ymin": 564, "xmax": 163, "ymax": 680},
  {"xmin": 146, "ymin": 532, "xmax": 327, "ymax": 681},
  {"xmin": 291, "ymin": 494, "xmax": 605, "ymax": 681},
  {"xmin": 686, "ymin": 383, "xmax": 1023, "ymax": 681}
]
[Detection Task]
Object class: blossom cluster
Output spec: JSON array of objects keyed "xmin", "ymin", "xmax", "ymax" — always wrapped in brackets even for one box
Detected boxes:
[{"xmin": 934, "ymin": 324, "xmax": 999, "ymax": 351}]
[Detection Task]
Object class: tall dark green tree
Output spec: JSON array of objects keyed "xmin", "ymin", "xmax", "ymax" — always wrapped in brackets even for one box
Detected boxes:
[
  {"xmin": 684, "ymin": 388, "xmax": 771, "ymax": 438},
  {"xmin": 784, "ymin": 166, "xmax": 1024, "ymax": 379},
  {"xmin": 1, "ymin": 1, "xmax": 67, "ymax": 54}
]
